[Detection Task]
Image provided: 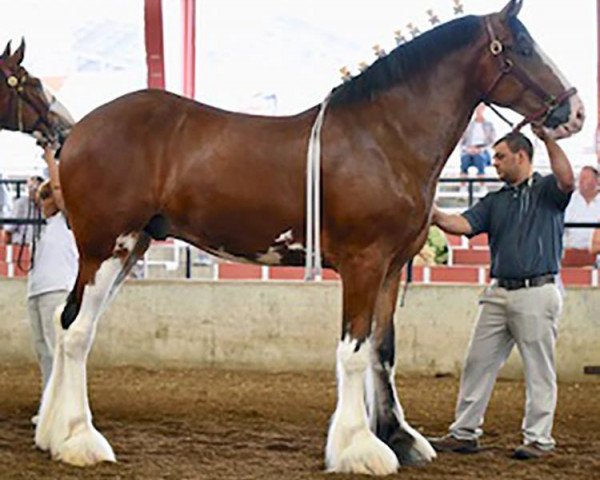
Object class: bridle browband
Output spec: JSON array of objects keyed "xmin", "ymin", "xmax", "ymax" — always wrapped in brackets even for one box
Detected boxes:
[
  {"xmin": 0, "ymin": 59, "xmax": 55, "ymax": 140},
  {"xmin": 481, "ymin": 17, "xmax": 577, "ymax": 132}
]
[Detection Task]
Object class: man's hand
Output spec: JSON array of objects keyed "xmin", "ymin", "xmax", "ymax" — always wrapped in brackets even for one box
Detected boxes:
[
  {"xmin": 532, "ymin": 125, "xmax": 575, "ymax": 193},
  {"xmin": 430, "ymin": 205, "xmax": 442, "ymax": 226},
  {"xmin": 531, "ymin": 124, "xmax": 551, "ymax": 142}
]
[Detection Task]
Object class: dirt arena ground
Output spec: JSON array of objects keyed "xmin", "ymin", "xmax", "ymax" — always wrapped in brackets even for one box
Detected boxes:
[{"xmin": 0, "ymin": 366, "xmax": 598, "ymax": 480}]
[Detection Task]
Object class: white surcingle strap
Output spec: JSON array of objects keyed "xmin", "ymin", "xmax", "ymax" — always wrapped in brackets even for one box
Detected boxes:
[{"xmin": 305, "ymin": 93, "xmax": 331, "ymax": 281}]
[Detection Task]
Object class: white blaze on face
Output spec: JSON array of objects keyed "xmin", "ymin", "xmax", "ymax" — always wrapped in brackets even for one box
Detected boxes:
[
  {"xmin": 533, "ymin": 43, "xmax": 571, "ymax": 90},
  {"xmin": 43, "ymin": 86, "xmax": 75, "ymax": 128},
  {"xmin": 533, "ymin": 42, "xmax": 585, "ymax": 138}
]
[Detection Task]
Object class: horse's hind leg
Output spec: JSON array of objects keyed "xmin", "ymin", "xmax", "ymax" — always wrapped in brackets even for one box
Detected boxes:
[
  {"xmin": 325, "ymin": 250, "xmax": 399, "ymax": 475},
  {"xmin": 35, "ymin": 232, "xmax": 149, "ymax": 466},
  {"xmin": 365, "ymin": 264, "xmax": 436, "ymax": 466}
]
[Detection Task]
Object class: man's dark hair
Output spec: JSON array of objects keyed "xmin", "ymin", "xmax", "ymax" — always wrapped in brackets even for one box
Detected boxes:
[
  {"xmin": 581, "ymin": 165, "xmax": 599, "ymax": 178},
  {"xmin": 494, "ymin": 132, "xmax": 534, "ymax": 162}
]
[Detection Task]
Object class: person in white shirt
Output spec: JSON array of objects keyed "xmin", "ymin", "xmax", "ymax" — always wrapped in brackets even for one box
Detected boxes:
[
  {"xmin": 460, "ymin": 104, "xmax": 496, "ymax": 188},
  {"xmin": 564, "ymin": 166, "xmax": 600, "ymax": 254},
  {"xmin": 4, "ymin": 176, "xmax": 44, "ymax": 245},
  {"xmin": 0, "ymin": 173, "xmax": 13, "ymax": 219},
  {"xmin": 27, "ymin": 147, "xmax": 78, "ymax": 404}
]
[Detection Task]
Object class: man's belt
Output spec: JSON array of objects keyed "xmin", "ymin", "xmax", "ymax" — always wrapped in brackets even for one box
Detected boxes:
[{"xmin": 497, "ymin": 274, "xmax": 555, "ymax": 291}]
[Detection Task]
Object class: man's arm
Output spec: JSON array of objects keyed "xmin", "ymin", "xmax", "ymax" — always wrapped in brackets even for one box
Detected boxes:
[
  {"xmin": 532, "ymin": 126, "xmax": 575, "ymax": 193},
  {"xmin": 42, "ymin": 146, "xmax": 65, "ymax": 212},
  {"xmin": 431, "ymin": 205, "xmax": 473, "ymax": 236}
]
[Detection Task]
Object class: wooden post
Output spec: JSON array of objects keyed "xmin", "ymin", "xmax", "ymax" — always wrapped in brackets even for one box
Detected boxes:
[
  {"xmin": 597, "ymin": 0, "xmax": 600, "ymax": 167},
  {"xmin": 581, "ymin": 1, "xmax": 600, "ymax": 376},
  {"xmin": 182, "ymin": 0, "xmax": 196, "ymax": 99},
  {"xmin": 144, "ymin": 0, "xmax": 165, "ymax": 89}
]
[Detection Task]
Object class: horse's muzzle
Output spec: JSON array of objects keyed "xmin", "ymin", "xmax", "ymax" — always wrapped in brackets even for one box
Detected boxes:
[{"xmin": 545, "ymin": 95, "xmax": 585, "ymax": 140}]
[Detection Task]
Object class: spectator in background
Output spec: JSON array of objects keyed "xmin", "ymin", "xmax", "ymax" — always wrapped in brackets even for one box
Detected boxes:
[
  {"xmin": 460, "ymin": 104, "xmax": 496, "ymax": 191},
  {"xmin": 0, "ymin": 173, "xmax": 13, "ymax": 220},
  {"xmin": 27, "ymin": 147, "xmax": 78, "ymax": 421},
  {"xmin": 564, "ymin": 165, "xmax": 600, "ymax": 254},
  {"xmin": 4, "ymin": 175, "xmax": 44, "ymax": 245}
]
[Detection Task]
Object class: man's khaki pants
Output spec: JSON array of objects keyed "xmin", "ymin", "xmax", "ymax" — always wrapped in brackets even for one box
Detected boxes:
[
  {"xmin": 449, "ymin": 282, "xmax": 562, "ymax": 449},
  {"xmin": 27, "ymin": 290, "xmax": 68, "ymax": 391}
]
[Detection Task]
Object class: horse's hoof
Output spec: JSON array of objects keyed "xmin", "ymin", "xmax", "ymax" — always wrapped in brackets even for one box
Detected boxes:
[
  {"xmin": 328, "ymin": 430, "xmax": 399, "ymax": 476},
  {"xmin": 53, "ymin": 426, "xmax": 116, "ymax": 467},
  {"xmin": 388, "ymin": 426, "xmax": 437, "ymax": 467}
]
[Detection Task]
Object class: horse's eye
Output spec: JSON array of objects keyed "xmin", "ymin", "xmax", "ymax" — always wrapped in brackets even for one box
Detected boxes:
[{"xmin": 516, "ymin": 33, "xmax": 533, "ymax": 56}]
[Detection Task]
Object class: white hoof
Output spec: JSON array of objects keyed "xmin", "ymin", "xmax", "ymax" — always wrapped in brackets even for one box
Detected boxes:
[
  {"xmin": 53, "ymin": 425, "xmax": 116, "ymax": 467},
  {"xmin": 327, "ymin": 429, "xmax": 399, "ymax": 476}
]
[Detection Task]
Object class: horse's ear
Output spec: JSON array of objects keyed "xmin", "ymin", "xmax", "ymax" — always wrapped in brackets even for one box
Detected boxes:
[
  {"xmin": 1, "ymin": 40, "xmax": 11, "ymax": 60},
  {"xmin": 500, "ymin": 0, "xmax": 523, "ymax": 20},
  {"xmin": 10, "ymin": 38, "xmax": 25, "ymax": 65}
]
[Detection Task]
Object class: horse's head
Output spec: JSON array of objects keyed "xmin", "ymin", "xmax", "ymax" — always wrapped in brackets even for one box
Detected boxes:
[
  {"xmin": 0, "ymin": 39, "xmax": 74, "ymax": 145},
  {"xmin": 478, "ymin": 0, "xmax": 584, "ymax": 139}
]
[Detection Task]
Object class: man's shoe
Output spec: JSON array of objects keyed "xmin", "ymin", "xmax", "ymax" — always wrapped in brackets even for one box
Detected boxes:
[
  {"xmin": 513, "ymin": 442, "xmax": 553, "ymax": 460},
  {"xmin": 428, "ymin": 434, "xmax": 480, "ymax": 454}
]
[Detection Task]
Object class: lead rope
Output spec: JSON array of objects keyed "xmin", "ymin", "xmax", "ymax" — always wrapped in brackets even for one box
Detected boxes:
[
  {"xmin": 484, "ymin": 101, "xmax": 515, "ymax": 130},
  {"xmin": 16, "ymin": 198, "xmax": 41, "ymax": 273},
  {"xmin": 305, "ymin": 93, "xmax": 331, "ymax": 281}
]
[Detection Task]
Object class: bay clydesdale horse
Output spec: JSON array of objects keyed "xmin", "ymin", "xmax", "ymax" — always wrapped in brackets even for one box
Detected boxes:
[{"xmin": 32, "ymin": 1, "xmax": 583, "ymax": 474}]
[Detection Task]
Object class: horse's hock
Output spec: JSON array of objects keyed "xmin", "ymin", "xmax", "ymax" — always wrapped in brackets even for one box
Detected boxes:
[{"xmin": 0, "ymin": 278, "xmax": 598, "ymax": 381}]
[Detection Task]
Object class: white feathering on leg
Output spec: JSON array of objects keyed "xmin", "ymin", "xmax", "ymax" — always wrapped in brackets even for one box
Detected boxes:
[
  {"xmin": 35, "ymin": 256, "xmax": 126, "ymax": 466},
  {"xmin": 325, "ymin": 337, "xmax": 398, "ymax": 475}
]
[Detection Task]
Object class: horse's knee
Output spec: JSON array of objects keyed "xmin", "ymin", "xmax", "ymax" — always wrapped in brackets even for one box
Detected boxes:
[{"xmin": 62, "ymin": 327, "xmax": 93, "ymax": 359}]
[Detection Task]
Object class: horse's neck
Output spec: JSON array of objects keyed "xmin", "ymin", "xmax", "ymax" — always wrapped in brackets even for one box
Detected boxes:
[{"xmin": 349, "ymin": 50, "xmax": 481, "ymax": 182}]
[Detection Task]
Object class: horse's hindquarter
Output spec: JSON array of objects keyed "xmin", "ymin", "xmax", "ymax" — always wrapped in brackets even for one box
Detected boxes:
[{"xmin": 60, "ymin": 90, "xmax": 316, "ymax": 261}]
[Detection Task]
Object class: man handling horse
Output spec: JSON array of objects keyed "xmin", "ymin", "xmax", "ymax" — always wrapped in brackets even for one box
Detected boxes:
[{"xmin": 429, "ymin": 127, "xmax": 574, "ymax": 459}]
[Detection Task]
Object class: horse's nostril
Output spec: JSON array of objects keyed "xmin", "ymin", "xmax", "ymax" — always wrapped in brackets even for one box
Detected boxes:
[{"xmin": 576, "ymin": 108, "xmax": 585, "ymax": 121}]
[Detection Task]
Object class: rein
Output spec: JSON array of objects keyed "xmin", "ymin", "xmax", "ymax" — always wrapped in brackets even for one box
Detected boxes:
[{"xmin": 481, "ymin": 17, "xmax": 577, "ymax": 132}]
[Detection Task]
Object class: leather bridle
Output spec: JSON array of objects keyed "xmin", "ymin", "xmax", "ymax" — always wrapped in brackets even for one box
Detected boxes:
[
  {"xmin": 481, "ymin": 17, "xmax": 577, "ymax": 132},
  {"xmin": 0, "ymin": 59, "xmax": 55, "ymax": 140}
]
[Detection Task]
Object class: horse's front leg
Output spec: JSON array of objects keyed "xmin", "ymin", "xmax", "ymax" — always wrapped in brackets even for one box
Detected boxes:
[
  {"xmin": 325, "ymin": 252, "xmax": 399, "ymax": 476},
  {"xmin": 366, "ymin": 264, "xmax": 436, "ymax": 466}
]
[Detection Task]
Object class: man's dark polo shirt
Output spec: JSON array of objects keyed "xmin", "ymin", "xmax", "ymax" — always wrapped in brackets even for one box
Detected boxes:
[{"xmin": 462, "ymin": 172, "xmax": 572, "ymax": 280}]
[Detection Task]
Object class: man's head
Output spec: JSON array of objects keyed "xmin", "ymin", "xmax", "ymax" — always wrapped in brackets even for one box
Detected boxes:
[
  {"xmin": 492, "ymin": 132, "xmax": 534, "ymax": 184},
  {"xmin": 578, "ymin": 165, "xmax": 599, "ymax": 200},
  {"xmin": 36, "ymin": 180, "xmax": 58, "ymax": 218}
]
